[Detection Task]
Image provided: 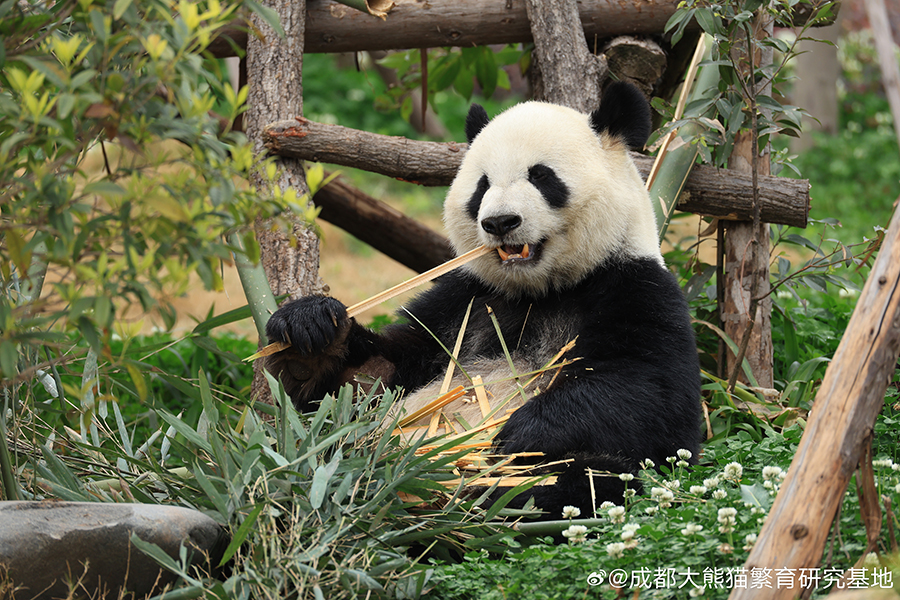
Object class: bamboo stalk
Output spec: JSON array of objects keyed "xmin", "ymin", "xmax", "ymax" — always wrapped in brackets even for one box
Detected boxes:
[{"xmin": 245, "ymin": 245, "xmax": 492, "ymax": 360}]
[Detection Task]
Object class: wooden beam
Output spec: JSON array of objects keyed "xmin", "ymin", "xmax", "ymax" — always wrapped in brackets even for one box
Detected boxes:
[
  {"xmin": 730, "ymin": 201, "xmax": 900, "ymax": 600},
  {"xmin": 264, "ymin": 118, "xmax": 810, "ymax": 228},
  {"xmin": 313, "ymin": 176, "xmax": 454, "ymax": 273},
  {"xmin": 208, "ymin": 0, "xmax": 686, "ymax": 57}
]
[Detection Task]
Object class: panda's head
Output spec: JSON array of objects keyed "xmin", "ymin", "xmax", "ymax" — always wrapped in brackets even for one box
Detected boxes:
[{"xmin": 443, "ymin": 81, "xmax": 662, "ymax": 298}]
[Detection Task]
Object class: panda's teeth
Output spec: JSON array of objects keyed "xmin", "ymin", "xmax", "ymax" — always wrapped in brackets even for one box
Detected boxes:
[
  {"xmin": 497, "ymin": 247, "xmax": 511, "ymax": 261},
  {"xmin": 521, "ymin": 243, "xmax": 530, "ymax": 259}
]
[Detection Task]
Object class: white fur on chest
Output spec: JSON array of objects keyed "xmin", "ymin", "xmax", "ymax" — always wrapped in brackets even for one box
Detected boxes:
[{"xmin": 396, "ymin": 308, "xmax": 580, "ymax": 434}]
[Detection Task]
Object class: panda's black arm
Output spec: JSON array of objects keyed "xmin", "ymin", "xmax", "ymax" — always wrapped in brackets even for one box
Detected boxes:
[
  {"xmin": 265, "ymin": 276, "xmax": 483, "ymax": 410},
  {"xmin": 495, "ymin": 358, "xmax": 702, "ymax": 468}
]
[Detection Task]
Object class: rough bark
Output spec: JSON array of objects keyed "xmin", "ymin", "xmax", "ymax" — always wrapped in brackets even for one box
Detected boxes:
[
  {"xmin": 313, "ymin": 176, "xmax": 454, "ymax": 272},
  {"xmin": 263, "ymin": 119, "xmax": 810, "ymax": 228},
  {"xmin": 601, "ymin": 36, "xmax": 668, "ymax": 98},
  {"xmin": 209, "ymin": 0, "xmax": 836, "ymax": 58},
  {"xmin": 729, "ymin": 200, "xmax": 900, "ymax": 600},
  {"xmin": 524, "ymin": 0, "xmax": 606, "ymax": 111},
  {"xmin": 246, "ymin": 0, "xmax": 321, "ymax": 403},
  {"xmin": 723, "ymin": 15, "xmax": 775, "ymax": 389},
  {"xmin": 209, "ymin": 0, "xmax": 688, "ymax": 57}
]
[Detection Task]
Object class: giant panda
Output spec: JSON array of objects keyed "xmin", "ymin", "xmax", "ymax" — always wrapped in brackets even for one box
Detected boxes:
[{"xmin": 265, "ymin": 81, "xmax": 702, "ymax": 519}]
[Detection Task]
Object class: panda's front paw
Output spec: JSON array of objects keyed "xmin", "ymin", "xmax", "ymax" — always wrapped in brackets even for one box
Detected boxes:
[{"xmin": 266, "ymin": 296, "xmax": 351, "ymax": 356}]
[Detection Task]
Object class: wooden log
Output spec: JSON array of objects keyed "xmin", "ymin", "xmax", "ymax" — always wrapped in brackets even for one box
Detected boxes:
[
  {"xmin": 263, "ymin": 118, "xmax": 810, "ymax": 228},
  {"xmin": 209, "ymin": 0, "xmax": 685, "ymax": 57},
  {"xmin": 313, "ymin": 176, "xmax": 454, "ymax": 273},
  {"xmin": 208, "ymin": 0, "xmax": 837, "ymax": 58},
  {"xmin": 524, "ymin": 0, "xmax": 606, "ymax": 112},
  {"xmin": 730, "ymin": 196, "xmax": 900, "ymax": 600}
]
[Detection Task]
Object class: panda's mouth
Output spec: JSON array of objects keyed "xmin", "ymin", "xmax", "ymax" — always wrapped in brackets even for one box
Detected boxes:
[{"xmin": 496, "ymin": 241, "xmax": 543, "ymax": 265}]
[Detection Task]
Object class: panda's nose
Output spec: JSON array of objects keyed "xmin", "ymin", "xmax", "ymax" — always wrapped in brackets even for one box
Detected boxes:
[{"xmin": 481, "ymin": 214, "xmax": 522, "ymax": 236}]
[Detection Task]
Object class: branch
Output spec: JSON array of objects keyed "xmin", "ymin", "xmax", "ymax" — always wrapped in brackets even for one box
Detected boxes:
[{"xmin": 263, "ymin": 118, "xmax": 810, "ymax": 228}]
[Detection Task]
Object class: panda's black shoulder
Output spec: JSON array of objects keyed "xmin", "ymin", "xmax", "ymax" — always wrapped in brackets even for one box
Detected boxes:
[{"xmin": 569, "ymin": 256, "xmax": 694, "ymax": 338}]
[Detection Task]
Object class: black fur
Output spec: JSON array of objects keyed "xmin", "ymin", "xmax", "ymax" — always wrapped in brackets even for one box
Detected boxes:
[
  {"xmin": 466, "ymin": 174, "xmax": 490, "ymax": 221},
  {"xmin": 590, "ymin": 81, "xmax": 653, "ymax": 151},
  {"xmin": 266, "ymin": 257, "xmax": 702, "ymax": 518},
  {"xmin": 465, "ymin": 104, "xmax": 490, "ymax": 145},
  {"xmin": 527, "ymin": 164, "xmax": 569, "ymax": 209}
]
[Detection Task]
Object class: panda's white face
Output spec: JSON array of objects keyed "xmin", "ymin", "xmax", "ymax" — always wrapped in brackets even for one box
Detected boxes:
[{"xmin": 443, "ymin": 90, "xmax": 662, "ymax": 298}]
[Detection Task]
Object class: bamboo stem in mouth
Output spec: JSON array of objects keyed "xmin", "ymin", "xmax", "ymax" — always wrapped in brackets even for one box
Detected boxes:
[{"xmin": 245, "ymin": 245, "xmax": 493, "ymax": 361}]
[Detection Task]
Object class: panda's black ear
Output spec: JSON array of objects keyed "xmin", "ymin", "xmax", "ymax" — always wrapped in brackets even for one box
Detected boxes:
[
  {"xmin": 589, "ymin": 81, "xmax": 652, "ymax": 151},
  {"xmin": 465, "ymin": 104, "xmax": 490, "ymax": 145}
]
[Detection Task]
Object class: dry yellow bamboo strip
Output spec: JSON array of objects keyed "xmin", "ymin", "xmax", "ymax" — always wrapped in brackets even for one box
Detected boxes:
[
  {"xmin": 430, "ymin": 299, "xmax": 475, "ymax": 435},
  {"xmin": 397, "ymin": 385, "xmax": 466, "ymax": 428},
  {"xmin": 472, "ymin": 375, "xmax": 491, "ymax": 419},
  {"xmin": 439, "ymin": 476, "xmax": 558, "ymax": 488},
  {"xmin": 245, "ymin": 245, "xmax": 492, "ymax": 361}
]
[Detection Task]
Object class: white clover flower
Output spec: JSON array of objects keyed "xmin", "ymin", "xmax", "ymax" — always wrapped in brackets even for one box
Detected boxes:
[
  {"xmin": 621, "ymin": 529, "xmax": 636, "ymax": 542},
  {"xmin": 562, "ymin": 505, "xmax": 581, "ymax": 519},
  {"xmin": 723, "ymin": 462, "xmax": 743, "ymax": 481},
  {"xmin": 893, "ymin": 463, "xmax": 900, "ymax": 472},
  {"xmin": 645, "ymin": 505, "xmax": 659, "ymax": 516},
  {"xmin": 641, "ymin": 458, "xmax": 656, "ymax": 469},
  {"xmin": 599, "ymin": 501, "xmax": 616, "ymax": 510},
  {"xmin": 704, "ymin": 476, "xmax": 720, "ymax": 489},
  {"xmin": 712, "ymin": 489, "xmax": 727, "ymax": 500},
  {"xmin": 562, "ymin": 524, "xmax": 588, "ymax": 544},
  {"xmin": 873, "ymin": 459, "xmax": 894, "ymax": 469},
  {"xmin": 677, "ymin": 449, "xmax": 693, "ymax": 460},
  {"xmin": 895, "ymin": 483, "xmax": 900, "ymax": 494},
  {"xmin": 606, "ymin": 541, "xmax": 626, "ymax": 558},
  {"xmin": 689, "ymin": 586, "xmax": 706, "ymax": 597},
  {"xmin": 717, "ymin": 507, "xmax": 738, "ymax": 533},
  {"xmin": 690, "ymin": 485, "xmax": 708, "ymax": 495},
  {"xmin": 676, "ymin": 460, "xmax": 689, "ymax": 468},
  {"xmin": 717, "ymin": 543, "xmax": 734, "ymax": 554},
  {"xmin": 743, "ymin": 533, "xmax": 757, "ymax": 551},
  {"xmin": 623, "ymin": 489, "xmax": 637, "ymax": 499},
  {"xmin": 623, "ymin": 523, "xmax": 640, "ymax": 532},
  {"xmin": 664, "ymin": 479, "xmax": 681, "ymax": 491},
  {"xmin": 718, "ymin": 507, "xmax": 738, "ymax": 519},
  {"xmin": 762, "ymin": 466, "xmax": 784, "ymax": 481},
  {"xmin": 763, "ymin": 480, "xmax": 774, "ymax": 489},
  {"xmin": 608, "ymin": 505, "xmax": 626, "ymax": 523},
  {"xmin": 618, "ymin": 472, "xmax": 635, "ymax": 482},
  {"xmin": 864, "ymin": 552, "xmax": 880, "ymax": 569},
  {"xmin": 666, "ymin": 455, "xmax": 677, "ymax": 463},
  {"xmin": 681, "ymin": 522, "xmax": 704, "ymax": 536}
]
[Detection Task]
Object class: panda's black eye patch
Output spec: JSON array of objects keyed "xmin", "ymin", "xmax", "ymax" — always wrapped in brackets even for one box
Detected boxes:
[
  {"xmin": 528, "ymin": 164, "xmax": 568, "ymax": 209},
  {"xmin": 466, "ymin": 174, "xmax": 490, "ymax": 221}
]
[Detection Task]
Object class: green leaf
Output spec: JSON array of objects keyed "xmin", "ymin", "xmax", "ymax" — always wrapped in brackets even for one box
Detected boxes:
[
  {"xmin": 218, "ymin": 502, "xmax": 264, "ymax": 567},
  {"xmin": 474, "ymin": 47, "xmax": 498, "ymax": 99},
  {"xmin": 113, "ymin": 0, "xmax": 133, "ymax": 19},
  {"xmin": 158, "ymin": 411, "xmax": 213, "ymax": 454}
]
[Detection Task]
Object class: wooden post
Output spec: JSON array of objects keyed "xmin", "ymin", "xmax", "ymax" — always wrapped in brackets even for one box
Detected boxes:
[
  {"xmin": 722, "ymin": 13, "xmax": 774, "ymax": 389},
  {"xmin": 245, "ymin": 0, "xmax": 321, "ymax": 402},
  {"xmin": 524, "ymin": 0, "xmax": 606, "ymax": 111},
  {"xmin": 730, "ymin": 203, "xmax": 900, "ymax": 600}
]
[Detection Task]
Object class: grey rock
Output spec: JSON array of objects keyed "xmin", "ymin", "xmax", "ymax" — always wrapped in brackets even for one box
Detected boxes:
[{"xmin": 0, "ymin": 501, "xmax": 225, "ymax": 599}]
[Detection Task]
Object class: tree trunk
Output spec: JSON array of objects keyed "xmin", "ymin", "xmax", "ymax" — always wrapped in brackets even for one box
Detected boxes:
[
  {"xmin": 723, "ymin": 15, "xmax": 775, "ymax": 389},
  {"xmin": 729, "ymin": 194, "xmax": 900, "ymax": 600},
  {"xmin": 524, "ymin": 0, "xmax": 606, "ymax": 111},
  {"xmin": 245, "ymin": 0, "xmax": 321, "ymax": 404}
]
